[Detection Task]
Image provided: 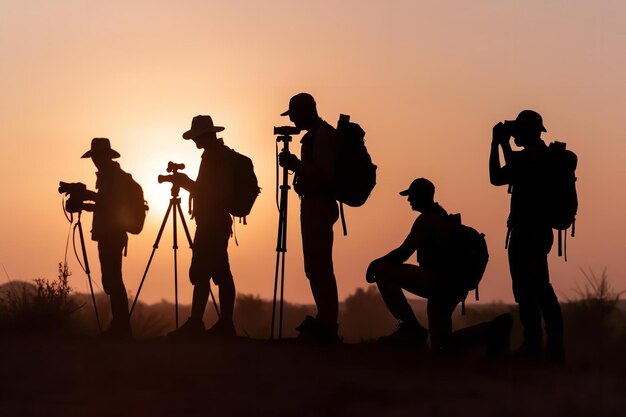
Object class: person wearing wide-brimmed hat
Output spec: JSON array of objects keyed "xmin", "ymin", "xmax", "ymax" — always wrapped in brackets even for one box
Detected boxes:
[
  {"xmin": 278, "ymin": 93, "xmax": 341, "ymax": 344},
  {"xmin": 490, "ymin": 110, "xmax": 564, "ymax": 361},
  {"xmin": 166, "ymin": 115, "xmax": 237, "ymax": 339},
  {"xmin": 79, "ymin": 137, "xmax": 135, "ymax": 339}
]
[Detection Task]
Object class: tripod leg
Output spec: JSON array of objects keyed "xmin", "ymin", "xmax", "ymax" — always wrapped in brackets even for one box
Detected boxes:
[
  {"xmin": 271, "ymin": 205, "xmax": 285, "ymax": 340},
  {"xmin": 279, "ymin": 187, "xmax": 289, "ymax": 340},
  {"xmin": 173, "ymin": 199, "xmax": 179, "ymax": 329},
  {"xmin": 76, "ymin": 218, "xmax": 101, "ymax": 331},
  {"xmin": 129, "ymin": 200, "xmax": 173, "ymax": 318}
]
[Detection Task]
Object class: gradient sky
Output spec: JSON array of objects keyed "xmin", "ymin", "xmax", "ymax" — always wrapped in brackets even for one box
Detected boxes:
[{"xmin": 1, "ymin": 0, "xmax": 625, "ymax": 306}]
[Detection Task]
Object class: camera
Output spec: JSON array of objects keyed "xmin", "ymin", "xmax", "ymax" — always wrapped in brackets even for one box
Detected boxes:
[
  {"xmin": 274, "ymin": 126, "xmax": 301, "ymax": 136},
  {"xmin": 158, "ymin": 161, "xmax": 185, "ymax": 185},
  {"xmin": 166, "ymin": 162, "xmax": 185, "ymax": 173},
  {"xmin": 58, "ymin": 181, "xmax": 87, "ymax": 213}
]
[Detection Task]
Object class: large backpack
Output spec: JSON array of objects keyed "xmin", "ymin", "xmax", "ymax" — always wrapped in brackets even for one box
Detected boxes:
[
  {"xmin": 447, "ymin": 213, "xmax": 489, "ymax": 312},
  {"xmin": 333, "ymin": 114, "xmax": 377, "ymax": 234},
  {"xmin": 117, "ymin": 172, "xmax": 148, "ymax": 235},
  {"xmin": 546, "ymin": 141, "xmax": 578, "ymax": 258},
  {"xmin": 224, "ymin": 146, "xmax": 260, "ymax": 223}
]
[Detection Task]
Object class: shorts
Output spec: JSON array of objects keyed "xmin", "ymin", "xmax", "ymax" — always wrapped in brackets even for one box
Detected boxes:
[{"xmin": 189, "ymin": 225, "xmax": 232, "ymax": 286}]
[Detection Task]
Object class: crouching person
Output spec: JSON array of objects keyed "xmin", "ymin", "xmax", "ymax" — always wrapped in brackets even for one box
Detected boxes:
[{"xmin": 366, "ymin": 178, "xmax": 512, "ymax": 355}]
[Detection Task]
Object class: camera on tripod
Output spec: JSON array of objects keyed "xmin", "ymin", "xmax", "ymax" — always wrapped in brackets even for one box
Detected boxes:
[
  {"xmin": 58, "ymin": 181, "xmax": 87, "ymax": 213},
  {"xmin": 157, "ymin": 161, "xmax": 186, "ymax": 185},
  {"xmin": 274, "ymin": 126, "xmax": 301, "ymax": 136}
]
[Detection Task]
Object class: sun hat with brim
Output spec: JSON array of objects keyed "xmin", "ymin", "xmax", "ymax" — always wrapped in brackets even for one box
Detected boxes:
[
  {"xmin": 81, "ymin": 138, "xmax": 121, "ymax": 159},
  {"xmin": 182, "ymin": 115, "xmax": 225, "ymax": 139}
]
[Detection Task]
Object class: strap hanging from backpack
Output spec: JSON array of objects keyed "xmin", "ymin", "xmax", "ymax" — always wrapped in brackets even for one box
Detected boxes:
[{"xmin": 339, "ymin": 202, "xmax": 347, "ymax": 236}]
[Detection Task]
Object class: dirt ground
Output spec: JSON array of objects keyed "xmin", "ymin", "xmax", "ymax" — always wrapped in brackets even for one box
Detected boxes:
[{"xmin": 1, "ymin": 337, "xmax": 624, "ymax": 417}]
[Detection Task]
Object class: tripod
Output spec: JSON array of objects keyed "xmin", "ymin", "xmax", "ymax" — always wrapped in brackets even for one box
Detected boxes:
[
  {"xmin": 73, "ymin": 212, "xmax": 102, "ymax": 331},
  {"xmin": 270, "ymin": 133, "xmax": 293, "ymax": 340},
  {"xmin": 129, "ymin": 182, "xmax": 219, "ymax": 328}
]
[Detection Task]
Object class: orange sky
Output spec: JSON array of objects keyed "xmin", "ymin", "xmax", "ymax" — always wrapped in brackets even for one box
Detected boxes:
[{"xmin": 1, "ymin": 1, "xmax": 625, "ymax": 306}]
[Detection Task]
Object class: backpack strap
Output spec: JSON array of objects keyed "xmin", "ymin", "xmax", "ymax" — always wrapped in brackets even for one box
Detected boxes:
[{"xmin": 339, "ymin": 201, "xmax": 347, "ymax": 236}]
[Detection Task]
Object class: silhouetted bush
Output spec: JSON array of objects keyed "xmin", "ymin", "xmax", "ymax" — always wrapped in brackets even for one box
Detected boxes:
[{"xmin": 0, "ymin": 263, "xmax": 79, "ymax": 335}]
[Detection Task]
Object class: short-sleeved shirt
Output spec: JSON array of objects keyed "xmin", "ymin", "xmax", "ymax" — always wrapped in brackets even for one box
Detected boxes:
[
  {"xmin": 406, "ymin": 203, "xmax": 452, "ymax": 271},
  {"xmin": 294, "ymin": 118, "xmax": 337, "ymax": 198},
  {"xmin": 192, "ymin": 141, "xmax": 233, "ymax": 230},
  {"xmin": 91, "ymin": 162, "xmax": 128, "ymax": 242}
]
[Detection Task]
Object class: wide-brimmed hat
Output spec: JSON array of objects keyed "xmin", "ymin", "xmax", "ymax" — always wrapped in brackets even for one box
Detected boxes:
[
  {"xmin": 81, "ymin": 138, "xmax": 120, "ymax": 159},
  {"xmin": 514, "ymin": 110, "xmax": 547, "ymax": 132},
  {"xmin": 182, "ymin": 115, "xmax": 225, "ymax": 139},
  {"xmin": 280, "ymin": 92, "xmax": 316, "ymax": 116},
  {"xmin": 399, "ymin": 178, "xmax": 435, "ymax": 198}
]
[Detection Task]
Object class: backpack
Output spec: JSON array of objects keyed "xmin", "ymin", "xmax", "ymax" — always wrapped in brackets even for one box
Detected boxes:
[
  {"xmin": 546, "ymin": 141, "xmax": 578, "ymax": 258},
  {"xmin": 334, "ymin": 114, "xmax": 377, "ymax": 234},
  {"xmin": 224, "ymin": 146, "xmax": 260, "ymax": 222},
  {"xmin": 447, "ymin": 213, "xmax": 489, "ymax": 312},
  {"xmin": 117, "ymin": 172, "xmax": 148, "ymax": 235}
]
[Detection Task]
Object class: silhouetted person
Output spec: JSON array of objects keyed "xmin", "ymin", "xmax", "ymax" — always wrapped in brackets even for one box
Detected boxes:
[
  {"xmin": 167, "ymin": 115, "xmax": 236, "ymax": 339},
  {"xmin": 278, "ymin": 93, "xmax": 340, "ymax": 343},
  {"xmin": 366, "ymin": 178, "xmax": 512, "ymax": 354},
  {"xmin": 490, "ymin": 110, "xmax": 564, "ymax": 361},
  {"xmin": 80, "ymin": 138, "xmax": 133, "ymax": 339}
]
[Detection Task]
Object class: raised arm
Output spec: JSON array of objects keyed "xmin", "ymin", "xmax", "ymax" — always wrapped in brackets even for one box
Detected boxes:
[{"xmin": 489, "ymin": 122, "xmax": 512, "ymax": 186}]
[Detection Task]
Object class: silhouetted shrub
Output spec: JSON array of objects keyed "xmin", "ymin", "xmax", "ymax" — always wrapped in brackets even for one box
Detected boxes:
[{"xmin": 0, "ymin": 263, "xmax": 79, "ymax": 335}]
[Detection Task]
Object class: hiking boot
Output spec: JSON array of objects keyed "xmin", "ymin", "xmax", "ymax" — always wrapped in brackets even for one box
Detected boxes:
[
  {"xmin": 378, "ymin": 321, "xmax": 428, "ymax": 347},
  {"xmin": 296, "ymin": 316, "xmax": 341, "ymax": 344},
  {"xmin": 206, "ymin": 319, "xmax": 236, "ymax": 338},
  {"xmin": 486, "ymin": 313, "xmax": 513, "ymax": 359},
  {"xmin": 167, "ymin": 317, "xmax": 205, "ymax": 340},
  {"xmin": 545, "ymin": 333, "xmax": 565, "ymax": 363}
]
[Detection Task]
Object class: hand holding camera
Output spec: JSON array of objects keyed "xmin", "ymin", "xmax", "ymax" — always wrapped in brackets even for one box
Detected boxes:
[
  {"xmin": 278, "ymin": 150, "xmax": 301, "ymax": 173},
  {"xmin": 58, "ymin": 181, "xmax": 89, "ymax": 213},
  {"xmin": 492, "ymin": 121, "xmax": 513, "ymax": 146}
]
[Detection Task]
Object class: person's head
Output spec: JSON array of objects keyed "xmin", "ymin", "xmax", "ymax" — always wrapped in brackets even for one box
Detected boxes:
[
  {"xmin": 81, "ymin": 138, "xmax": 119, "ymax": 170},
  {"xmin": 509, "ymin": 110, "xmax": 546, "ymax": 147},
  {"xmin": 399, "ymin": 178, "xmax": 435, "ymax": 212},
  {"xmin": 280, "ymin": 93, "xmax": 319, "ymax": 130},
  {"xmin": 182, "ymin": 115, "xmax": 224, "ymax": 149}
]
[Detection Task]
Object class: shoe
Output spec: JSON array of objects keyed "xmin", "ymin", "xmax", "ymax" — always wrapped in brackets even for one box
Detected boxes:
[
  {"xmin": 545, "ymin": 333, "xmax": 565, "ymax": 363},
  {"xmin": 378, "ymin": 321, "xmax": 428, "ymax": 347},
  {"xmin": 486, "ymin": 313, "xmax": 513, "ymax": 359},
  {"xmin": 296, "ymin": 316, "xmax": 341, "ymax": 344},
  {"xmin": 167, "ymin": 317, "xmax": 205, "ymax": 340},
  {"xmin": 206, "ymin": 319, "xmax": 236, "ymax": 338}
]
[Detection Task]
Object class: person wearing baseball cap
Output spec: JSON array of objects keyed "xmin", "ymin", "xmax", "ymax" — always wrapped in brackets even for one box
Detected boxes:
[
  {"xmin": 366, "ymin": 178, "xmax": 512, "ymax": 354},
  {"xmin": 278, "ymin": 93, "xmax": 341, "ymax": 344},
  {"xmin": 490, "ymin": 110, "xmax": 564, "ymax": 361},
  {"xmin": 167, "ymin": 115, "xmax": 239, "ymax": 340}
]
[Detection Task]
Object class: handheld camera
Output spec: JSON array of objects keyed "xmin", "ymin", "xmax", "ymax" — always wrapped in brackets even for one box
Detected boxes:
[{"xmin": 58, "ymin": 181, "xmax": 87, "ymax": 213}]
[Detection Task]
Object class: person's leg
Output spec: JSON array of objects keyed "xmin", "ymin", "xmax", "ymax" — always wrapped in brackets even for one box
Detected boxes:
[
  {"xmin": 427, "ymin": 296, "xmax": 458, "ymax": 351},
  {"xmin": 301, "ymin": 197, "xmax": 339, "ymax": 328},
  {"xmin": 532, "ymin": 229, "xmax": 564, "ymax": 359},
  {"xmin": 98, "ymin": 239, "xmax": 129, "ymax": 332},
  {"xmin": 508, "ymin": 231, "xmax": 543, "ymax": 353},
  {"xmin": 371, "ymin": 262, "xmax": 435, "ymax": 327}
]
